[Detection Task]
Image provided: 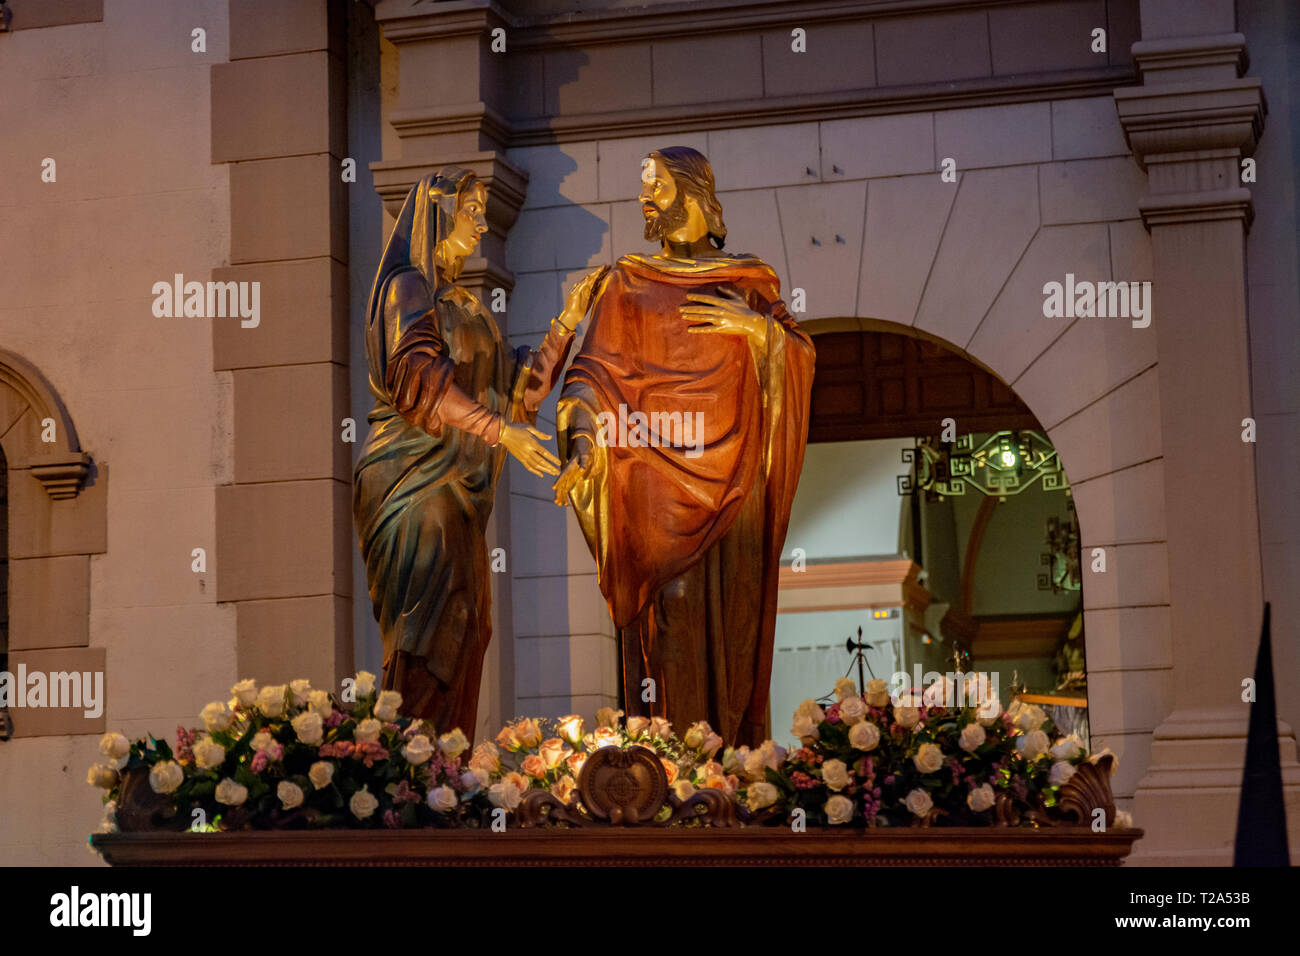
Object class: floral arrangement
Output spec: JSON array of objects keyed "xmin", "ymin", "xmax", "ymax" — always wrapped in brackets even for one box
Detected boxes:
[
  {"xmin": 88, "ymin": 673, "xmax": 493, "ymax": 833},
  {"xmin": 89, "ymin": 671, "xmax": 1131, "ymax": 835}
]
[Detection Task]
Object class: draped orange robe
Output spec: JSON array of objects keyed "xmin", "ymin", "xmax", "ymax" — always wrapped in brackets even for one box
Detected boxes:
[{"xmin": 558, "ymin": 253, "xmax": 814, "ymax": 747}]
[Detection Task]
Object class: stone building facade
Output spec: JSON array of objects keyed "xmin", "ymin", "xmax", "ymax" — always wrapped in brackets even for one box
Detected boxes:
[{"xmin": 0, "ymin": 0, "xmax": 1297, "ymax": 864}]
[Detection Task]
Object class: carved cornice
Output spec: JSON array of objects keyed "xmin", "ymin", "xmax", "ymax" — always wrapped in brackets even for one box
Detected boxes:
[
  {"xmin": 1114, "ymin": 79, "xmax": 1266, "ymax": 166},
  {"xmin": 29, "ymin": 452, "xmax": 93, "ymax": 501},
  {"xmin": 1130, "ymin": 33, "xmax": 1249, "ymax": 84}
]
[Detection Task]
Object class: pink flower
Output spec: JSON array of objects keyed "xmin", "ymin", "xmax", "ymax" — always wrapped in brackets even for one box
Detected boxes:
[
  {"xmin": 383, "ymin": 809, "xmax": 402, "ymax": 829},
  {"xmin": 391, "ymin": 780, "xmax": 421, "ymax": 805},
  {"xmin": 250, "ymin": 751, "xmax": 268, "ymax": 773},
  {"xmin": 825, "ymin": 702, "xmax": 842, "ymax": 724},
  {"xmin": 325, "ymin": 710, "xmax": 344, "ymax": 728},
  {"xmin": 791, "ymin": 771, "xmax": 819, "ymax": 790},
  {"xmin": 352, "ymin": 740, "xmax": 389, "ymax": 767},
  {"xmin": 320, "ymin": 741, "xmax": 354, "ymax": 759}
]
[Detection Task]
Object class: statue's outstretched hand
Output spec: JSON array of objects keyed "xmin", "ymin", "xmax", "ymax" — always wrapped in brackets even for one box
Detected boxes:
[
  {"xmin": 552, "ymin": 435, "xmax": 594, "ymax": 506},
  {"xmin": 558, "ymin": 265, "xmax": 611, "ymax": 332},
  {"xmin": 681, "ymin": 286, "xmax": 768, "ymax": 344},
  {"xmin": 498, "ymin": 423, "xmax": 561, "ymax": 478}
]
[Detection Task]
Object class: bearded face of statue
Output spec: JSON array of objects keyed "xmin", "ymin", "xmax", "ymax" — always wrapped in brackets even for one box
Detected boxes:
[{"xmin": 640, "ymin": 158, "xmax": 692, "ymax": 242}]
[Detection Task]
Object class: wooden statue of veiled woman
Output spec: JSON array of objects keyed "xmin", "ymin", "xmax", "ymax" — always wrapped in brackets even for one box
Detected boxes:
[{"xmin": 354, "ymin": 167, "xmax": 607, "ymax": 738}]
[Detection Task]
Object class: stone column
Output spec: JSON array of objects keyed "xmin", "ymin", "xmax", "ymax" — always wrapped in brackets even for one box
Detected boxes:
[{"xmin": 1115, "ymin": 3, "xmax": 1300, "ymax": 864}]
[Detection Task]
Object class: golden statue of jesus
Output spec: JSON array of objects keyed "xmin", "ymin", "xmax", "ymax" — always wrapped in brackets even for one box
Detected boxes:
[{"xmin": 553, "ymin": 147, "xmax": 815, "ymax": 747}]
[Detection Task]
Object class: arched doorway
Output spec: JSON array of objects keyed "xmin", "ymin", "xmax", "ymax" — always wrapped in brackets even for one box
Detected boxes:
[{"xmin": 771, "ymin": 325, "xmax": 1087, "ymax": 745}]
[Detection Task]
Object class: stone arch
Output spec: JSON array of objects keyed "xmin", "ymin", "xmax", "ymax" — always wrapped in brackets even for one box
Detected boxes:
[{"xmin": 0, "ymin": 349, "xmax": 106, "ymax": 736}]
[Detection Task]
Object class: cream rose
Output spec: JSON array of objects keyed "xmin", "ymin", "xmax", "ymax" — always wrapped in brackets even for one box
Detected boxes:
[
  {"xmin": 967, "ymin": 783, "xmax": 995, "ymax": 813},
  {"xmin": 488, "ymin": 780, "xmax": 523, "ymax": 811},
  {"xmin": 683, "ymin": 721, "xmax": 707, "ymax": 749},
  {"xmin": 550, "ymin": 775, "xmax": 578, "ymax": 805},
  {"xmin": 538, "ymin": 737, "xmax": 571, "ymax": 770},
  {"xmin": 834, "ymin": 677, "xmax": 858, "ymax": 701},
  {"xmin": 250, "ymin": 731, "xmax": 274, "ymax": 753},
  {"xmin": 649, "ymin": 716, "xmax": 673, "ymax": 739},
  {"xmin": 287, "ymin": 678, "xmax": 312, "ymax": 706},
  {"xmin": 701, "ymin": 732, "xmax": 724, "ymax": 758},
  {"xmin": 795, "ymin": 699, "xmax": 826, "ymax": 722},
  {"xmin": 428, "ymin": 784, "xmax": 458, "ymax": 813},
  {"xmin": 292, "ymin": 711, "xmax": 324, "ymax": 746},
  {"xmin": 626, "ymin": 716, "xmax": 650, "ymax": 736},
  {"xmin": 822, "ymin": 758, "xmax": 850, "ymax": 791},
  {"xmin": 201, "ymin": 701, "xmax": 234, "ymax": 733},
  {"xmin": 849, "ymin": 720, "xmax": 880, "ymax": 751},
  {"xmin": 354, "ymin": 718, "xmax": 382, "ymax": 744},
  {"xmin": 308, "ymin": 690, "xmax": 333, "ymax": 717},
  {"xmin": 149, "ymin": 761, "xmax": 184, "ymax": 795},
  {"xmin": 1016, "ymin": 729, "xmax": 1050, "ymax": 760},
  {"xmin": 1115, "ymin": 809, "xmax": 1134, "ymax": 829},
  {"xmin": 595, "ymin": 707, "xmax": 623, "ymax": 729},
  {"xmin": 865, "ymin": 678, "xmax": 891, "ymax": 708},
  {"xmin": 791, "ymin": 714, "xmax": 820, "ymax": 742},
  {"xmin": 672, "ymin": 779, "xmax": 696, "ymax": 801},
  {"xmin": 914, "ymin": 742, "xmax": 944, "ymax": 774},
  {"xmin": 87, "ymin": 764, "xmax": 118, "ymax": 789},
  {"xmin": 566, "ymin": 752, "xmax": 587, "ymax": 777},
  {"xmin": 521, "ymin": 754, "xmax": 547, "ymax": 778},
  {"xmin": 515, "ymin": 718, "xmax": 542, "ymax": 748},
  {"xmin": 977, "ymin": 695, "xmax": 1002, "ymax": 726},
  {"xmin": 742, "ymin": 748, "xmax": 768, "ymax": 783},
  {"xmin": 99, "ymin": 732, "xmax": 130, "ymax": 760},
  {"xmin": 373, "ymin": 690, "xmax": 403, "ymax": 722},
  {"xmin": 402, "ymin": 734, "xmax": 434, "ymax": 766},
  {"xmin": 192, "ymin": 736, "xmax": 226, "ymax": 770},
  {"xmin": 959, "ymin": 722, "xmax": 986, "ymax": 753},
  {"xmin": 438, "ymin": 729, "xmax": 469, "ymax": 760},
  {"xmin": 824, "ymin": 794, "xmax": 854, "ymax": 824},
  {"xmin": 838, "ymin": 696, "xmax": 867, "ymax": 725},
  {"xmin": 747, "ymin": 781, "xmax": 779, "ymax": 811},
  {"xmin": 256, "ymin": 684, "xmax": 287, "ymax": 718},
  {"xmin": 231, "ymin": 679, "xmax": 258, "ymax": 708},
  {"xmin": 349, "ymin": 789, "xmax": 378, "ymax": 819},
  {"xmin": 308, "ymin": 761, "xmax": 334, "ymax": 789},
  {"xmin": 904, "ymin": 788, "xmax": 934, "ymax": 817},
  {"xmin": 1009, "ymin": 701, "xmax": 1046, "ymax": 732},
  {"xmin": 1050, "ymin": 734, "xmax": 1082, "ymax": 761},
  {"xmin": 556, "ymin": 714, "xmax": 585, "ymax": 746},
  {"xmin": 278, "ymin": 780, "xmax": 305, "ymax": 809},
  {"xmin": 461, "ymin": 769, "xmax": 484, "ymax": 791},
  {"xmin": 353, "ymin": 671, "xmax": 377, "ymax": 698},
  {"xmin": 895, "ymin": 706, "xmax": 921, "ymax": 730},
  {"xmin": 215, "ymin": 778, "xmax": 248, "ymax": 806},
  {"xmin": 469, "ymin": 742, "xmax": 500, "ymax": 774},
  {"xmin": 1049, "ymin": 761, "xmax": 1077, "ymax": 787}
]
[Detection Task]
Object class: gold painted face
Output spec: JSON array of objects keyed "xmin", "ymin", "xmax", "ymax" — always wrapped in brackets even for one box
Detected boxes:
[
  {"xmin": 638, "ymin": 157, "xmax": 677, "ymax": 222},
  {"xmin": 444, "ymin": 181, "xmax": 489, "ymax": 259}
]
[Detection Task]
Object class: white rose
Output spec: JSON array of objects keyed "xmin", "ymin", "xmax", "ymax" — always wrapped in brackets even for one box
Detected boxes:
[
  {"xmin": 849, "ymin": 721, "xmax": 880, "ymax": 751},
  {"xmin": 1016, "ymin": 729, "xmax": 1050, "ymax": 760},
  {"xmin": 1049, "ymin": 761, "xmax": 1077, "ymax": 787},
  {"xmin": 1051, "ymin": 734, "xmax": 1082, "ymax": 761},
  {"xmin": 87, "ymin": 764, "xmax": 118, "ymax": 789},
  {"xmin": 438, "ymin": 729, "xmax": 469, "ymax": 760},
  {"xmin": 215, "ymin": 778, "xmax": 248, "ymax": 806},
  {"xmin": 250, "ymin": 732, "xmax": 274, "ymax": 753},
  {"xmin": 834, "ymin": 677, "xmax": 858, "ymax": 701},
  {"xmin": 904, "ymin": 788, "xmax": 934, "ymax": 817},
  {"xmin": 459, "ymin": 769, "xmax": 481, "ymax": 792},
  {"xmin": 790, "ymin": 714, "xmax": 820, "ymax": 741},
  {"xmin": 353, "ymin": 671, "xmax": 377, "ymax": 698},
  {"xmin": 865, "ymin": 679, "xmax": 891, "ymax": 708},
  {"xmin": 838, "ymin": 696, "xmax": 867, "ymax": 726},
  {"xmin": 428, "ymin": 784, "xmax": 458, "ymax": 813},
  {"xmin": 824, "ymin": 794, "xmax": 854, "ymax": 825},
  {"xmin": 149, "ymin": 761, "xmax": 184, "ymax": 794},
  {"xmin": 374, "ymin": 689, "xmax": 403, "ymax": 721},
  {"xmin": 742, "ymin": 749, "xmax": 768, "ymax": 782},
  {"xmin": 349, "ymin": 789, "xmax": 378, "ymax": 819},
  {"xmin": 192, "ymin": 736, "xmax": 227, "ymax": 770},
  {"xmin": 672, "ymin": 779, "xmax": 696, "ymax": 801},
  {"xmin": 895, "ymin": 706, "xmax": 920, "ymax": 729},
  {"xmin": 821, "ymin": 758, "xmax": 850, "ymax": 791},
  {"xmin": 231, "ymin": 679, "xmax": 258, "ymax": 707},
  {"xmin": 201, "ymin": 701, "xmax": 234, "ymax": 733},
  {"xmin": 967, "ymin": 783, "xmax": 996, "ymax": 813},
  {"xmin": 488, "ymin": 780, "xmax": 523, "ymax": 811},
  {"xmin": 99, "ymin": 732, "xmax": 130, "ymax": 760},
  {"xmin": 959, "ymin": 722, "xmax": 986, "ymax": 753},
  {"xmin": 746, "ymin": 781, "xmax": 779, "ymax": 811},
  {"xmin": 1115, "ymin": 809, "xmax": 1134, "ymax": 829},
  {"xmin": 278, "ymin": 780, "xmax": 305, "ymax": 809},
  {"xmin": 1009, "ymin": 701, "xmax": 1046, "ymax": 732},
  {"xmin": 291, "ymin": 711, "xmax": 324, "ymax": 746},
  {"xmin": 354, "ymin": 718, "xmax": 382, "ymax": 744},
  {"xmin": 470, "ymin": 767, "xmax": 491, "ymax": 788},
  {"xmin": 914, "ymin": 742, "xmax": 944, "ymax": 774},
  {"xmin": 308, "ymin": 690, "xmax": 333, "ymax": 717},
  {"xmin": 256, "ymin": 684, "xmax": 287, "ymax": 718},
  {"xmin": 794, "ymin": 699, "xmax": 826, "ymax": 722},
  {"xmin": 308, "ymin": 761, "xmax": 334, "ymax": 789},
  {"xmin": 402, "ymin": 734, "xmax": 434, "ymax": 766},
  {"xmin": 289, "ymin": 679, "xmax": 312, "ymax": 707}
]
